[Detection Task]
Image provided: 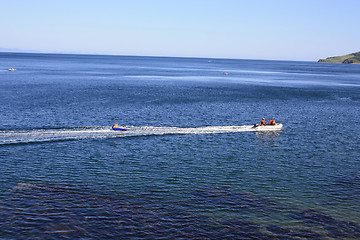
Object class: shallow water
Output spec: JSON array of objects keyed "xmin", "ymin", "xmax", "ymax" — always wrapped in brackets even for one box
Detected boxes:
[{"xmin": 0, "ymin": 52, "xmax": 360, "ymax": 238}]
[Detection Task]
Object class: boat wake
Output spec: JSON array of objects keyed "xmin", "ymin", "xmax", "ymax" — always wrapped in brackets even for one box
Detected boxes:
[{"xmin": 0, "ymin": 125, "xmax": 282, "ymax": 145}]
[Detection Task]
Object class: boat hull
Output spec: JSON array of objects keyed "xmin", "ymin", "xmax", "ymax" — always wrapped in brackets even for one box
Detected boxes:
[{"xmin": 252, "ymin": 123, "xmax": 283, "ymax": 131}]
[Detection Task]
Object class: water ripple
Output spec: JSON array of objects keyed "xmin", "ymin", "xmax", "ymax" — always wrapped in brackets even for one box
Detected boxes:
[{"xmin": 1, "ymin": 183, "xmax": 359, "ymax": 239}]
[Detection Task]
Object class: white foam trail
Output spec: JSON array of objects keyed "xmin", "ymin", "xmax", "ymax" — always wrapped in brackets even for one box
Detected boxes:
[{"xmin": 0, "ymin": 125, "xmax": 282, "ymax": 145}]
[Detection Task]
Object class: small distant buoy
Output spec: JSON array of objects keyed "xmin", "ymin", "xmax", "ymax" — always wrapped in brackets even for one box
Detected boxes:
[
  {"xmin": 222, "ymin": 72, "xmax": 228, "ymax": 75},
  {"xmin": 8, "ymin": 68, "xmax": 16, "ymax": 71}
]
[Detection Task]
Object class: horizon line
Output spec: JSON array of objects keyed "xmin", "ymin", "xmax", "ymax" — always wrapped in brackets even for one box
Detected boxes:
[{"xmin": 0, "ymin": 49, "xmax": 316, "ymax": 63}]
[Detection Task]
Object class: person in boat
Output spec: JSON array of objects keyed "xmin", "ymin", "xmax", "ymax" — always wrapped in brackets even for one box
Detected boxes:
[
  {"xmin": 112, "ymin": 123, "xmax": 119, "ymax": 129},
  {"xmin": 268, "ymin": 119, "xmax": 276, "ymax": 125},
  {"xmin": 260, "ymin": 118, "xmax": 266, "ymax": 126}
]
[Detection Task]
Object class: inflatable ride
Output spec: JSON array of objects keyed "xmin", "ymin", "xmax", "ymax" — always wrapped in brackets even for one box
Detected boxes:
[{"xmin": 112, "ymin": 123, "xmax": 127, "ymax": 131}]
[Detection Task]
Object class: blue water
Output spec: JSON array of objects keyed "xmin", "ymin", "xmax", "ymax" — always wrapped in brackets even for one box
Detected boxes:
[{"xmin": 1, "ymin": 52, "xmax": 360, "ymax": 239}]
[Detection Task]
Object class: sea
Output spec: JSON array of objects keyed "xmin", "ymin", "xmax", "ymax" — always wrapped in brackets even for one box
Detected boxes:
[{"xmin": 0, "ymin": 52, "xmax": 359, "ymax": 239}]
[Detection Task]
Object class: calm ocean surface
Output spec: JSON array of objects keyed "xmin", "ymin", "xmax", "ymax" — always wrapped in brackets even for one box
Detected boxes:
[{"xmin": 0, "ymin": 52, "xmax": 360, "ymax": 239}]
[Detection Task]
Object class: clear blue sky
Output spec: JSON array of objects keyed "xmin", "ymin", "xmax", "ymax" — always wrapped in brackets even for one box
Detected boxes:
[{"xmin": 1, "ymin": 0, "xmax": 359, "ymax": 61}]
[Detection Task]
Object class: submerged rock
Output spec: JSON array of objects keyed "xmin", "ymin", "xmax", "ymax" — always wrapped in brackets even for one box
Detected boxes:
[
  {"xmin": 193, "ymin": 186, "xmax": 283, "ymax": 212},
  {"xmin": 1, "ymin": 183, "xmax": 274, "ymax": 239},
  {"xmin": 266, "ymin": 224, "xmax": 324, "ymax": 239},
  {"xmin": 2, "ymin": 183, "xmax": 360, "ymax": 239},
  {"xmin": 293, "ymin": 209, "xmax": 360, "ymax": 238}
]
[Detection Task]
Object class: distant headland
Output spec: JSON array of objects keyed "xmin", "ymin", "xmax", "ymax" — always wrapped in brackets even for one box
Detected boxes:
[{"xmin": 318, "ymin": 51, "xmax": 360, "ymax": 64}]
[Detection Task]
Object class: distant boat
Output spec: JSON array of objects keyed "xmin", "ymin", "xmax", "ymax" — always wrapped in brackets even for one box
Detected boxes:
[
  {"xmin": 8, "ymin": 68, "xmax": 16, "ymax": 71},
  {"xmin": 222, "ymin": 72, "xmax": 228, "ymax": 75}
]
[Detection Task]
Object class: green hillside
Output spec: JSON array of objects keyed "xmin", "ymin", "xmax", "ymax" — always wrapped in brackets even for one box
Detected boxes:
[{"xmin": 318, "ymin": 51, "xmax": 360, "ymax": 64}]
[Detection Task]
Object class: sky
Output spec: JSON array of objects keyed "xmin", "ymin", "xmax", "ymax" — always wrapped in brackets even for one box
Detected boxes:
[{"xmin": 1, "ymin": 0, "xmax": 359, "ymax": 61}]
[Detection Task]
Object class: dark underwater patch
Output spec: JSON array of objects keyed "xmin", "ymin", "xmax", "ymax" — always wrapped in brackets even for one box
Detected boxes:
[
  {"xmin": 292, "ymin": 209, "xmax": 360, "ymax": 238},
  {"xmin": 1, "ymin": 183, "xmax": 360, "ymax": 239}
]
